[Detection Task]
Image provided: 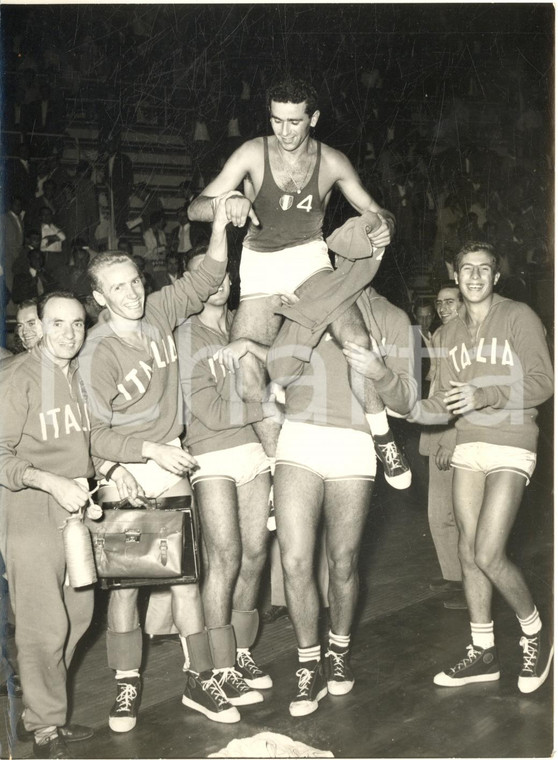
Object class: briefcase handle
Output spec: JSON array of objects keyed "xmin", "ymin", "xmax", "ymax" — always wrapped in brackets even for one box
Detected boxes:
[{"xmin": 100, "ymin": 494, "xmax": 192, "ymax": 511}]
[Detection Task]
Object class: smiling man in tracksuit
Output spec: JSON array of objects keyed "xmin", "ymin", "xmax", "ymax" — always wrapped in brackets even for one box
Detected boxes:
[
  {"xmin": 409, "ymin": 242, "xmax": 554, "ymax": 694},
  {"xmin": 0, "ymin": 292, "xmax": 132, "ymax": 759},
  {"xmin": 78, "ymin": 195, "xmax": 234, "ymax": 733}
]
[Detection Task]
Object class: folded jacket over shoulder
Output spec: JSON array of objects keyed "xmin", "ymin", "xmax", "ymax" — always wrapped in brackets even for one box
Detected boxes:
[{"xmin": 268, "ymin": 211, "xmax": 387, "ymax": 381}]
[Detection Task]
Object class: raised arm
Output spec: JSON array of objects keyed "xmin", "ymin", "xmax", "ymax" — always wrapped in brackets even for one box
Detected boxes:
[{"xmin": 188, "ymin": 141, "xmax": 261, "ymax": 228}]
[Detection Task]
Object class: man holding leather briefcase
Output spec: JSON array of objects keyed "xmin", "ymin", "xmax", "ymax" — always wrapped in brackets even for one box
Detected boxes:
[{"xmin": 79, "ymin": 194, "xmax": 238, "ymax": 732}]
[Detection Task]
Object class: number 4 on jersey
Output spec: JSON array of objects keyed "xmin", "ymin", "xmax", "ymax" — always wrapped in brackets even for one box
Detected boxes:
[{"xmin": 296, "ymin": 194, "xmax": 313, "ymax": 213}]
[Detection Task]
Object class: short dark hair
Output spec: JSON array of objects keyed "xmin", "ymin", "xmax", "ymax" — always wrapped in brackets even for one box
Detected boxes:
[
  {"xmin": 37, "ymin": 291, "xmax": 84, "ymax": 320},
  {"xmin": 267, "ymin": 79, "xmax": 319, "ymax": 116},
  {"xmin": 88, "ymin": 252, "xmax": 137, "ymax": 293},
  {"xmin": 454, "ymin": 242, "xmax": 500, "ymax": 274},
  {"xmin": 437, "ymin": 283, "xmax": 462, "ymax": 301},
  {"xmin": 16, "ymin": 298, "xmax": 38, "ymax": 318},
  {"xmin": 413, "ymin": 297, "xmax": 435, "ymax": 314}
]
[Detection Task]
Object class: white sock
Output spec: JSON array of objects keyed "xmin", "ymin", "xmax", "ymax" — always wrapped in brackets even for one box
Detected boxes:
[
  {"xmin": 180, "ymin": 636, "xmax": 190, "ymax": 671},
  {"xmin": 115, "ymin": 669, "xmax": 140, "ymax": 679},
  {"xmin": 470, "ymin": 622, "xmax": 495, "ymax": 650},
  {"xmin": 517, "ymin": 606, "xmax": 542, "ymax": 636},
  {"xmin": 298, "ymin": 644, "xmax": 321, "ymax": 664},
  {"xmin": 365, "ymin": 410, "xmax": 389, "ymax": 436},
  {"xmin": 34, "ymin": 727, "xmax": 57, "ymax": 744},
  {"xmin": 329, "ymin": 631, "xmax": 351, "ymax": 651}
]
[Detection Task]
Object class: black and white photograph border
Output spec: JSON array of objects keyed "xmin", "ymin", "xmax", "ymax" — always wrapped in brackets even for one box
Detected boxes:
[{"xmin": 0, "ymin": 2, "xmax": 554, "ymax": 758}]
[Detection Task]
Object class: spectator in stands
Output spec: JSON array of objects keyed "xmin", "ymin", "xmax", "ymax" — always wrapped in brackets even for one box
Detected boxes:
[
  {"xmin": 433, "ymin": 193, "xmax": 463, "ymax": 269},
  {"xmin": 12, "ymin": 244, "xmax": 56, "ymax": 305},
  {"xmin": 159, "ymin": 252, "xmax": 182, "ymax": 287},
  {"xmin": 170, "ymin": 205, "xmax": 193, "ymax": 256},
  {"xmin": 39, "ymin": 206, "xmax": 66, "ymax": 271},
  {"xmin": 103, "ymin": 132, "xmax": 134, "ymax": 237},
  {"xmin": 54, "ymin": 242, "xmax": 91, "ymax": 300},
  {"xmin": 142, "ymin": 210, "xmax": 168, "ymax": 290},
  {"xmin": 0, "ymin": 196, "xmax": 25, "ymax": 305},
  {"xmin": 73, "ymin": 161, "xmax": 99, "ymax": 246},
  {"xmin": 36, "ymin": 151, "xmax": 71, "ymax": 202},
  {"xmin": 457, "ymin": 212, "xmax": 483, "ymax": 248},
  {"xmin": 117, "ymin": 238, "xmax": 133, "ymax": 255},
  {"xmin": 130, "ymin": 182, "xmax": 163, "ymax": 234},
  {"xmin": 6, "ymin": 143, "xmax": 36, "ymax": 213},
  {"xmin": 29, "ymin": 178, "xmax": 59, "ymax": 234}
]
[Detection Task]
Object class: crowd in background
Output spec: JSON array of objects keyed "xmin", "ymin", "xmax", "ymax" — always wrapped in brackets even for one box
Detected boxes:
[{"xmin": 1, "ymin": 4, "xmax": 553, "ymax": 348}]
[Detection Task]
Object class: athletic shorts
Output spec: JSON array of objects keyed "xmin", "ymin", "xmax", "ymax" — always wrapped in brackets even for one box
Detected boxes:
[
  {"xmin": 275, "ymin": 420, "xmax": 376, "ymax": 481},
  {"xmin": 239, "ymin": 240, "xmax": 333, "ymax": 300},
  {"xmin": 190, "ymin": 442, "xmax": 270, "ymax": 488},
  {"xmin": 452, "ymin": 442, "xmax": 537, "ymax": 484}
]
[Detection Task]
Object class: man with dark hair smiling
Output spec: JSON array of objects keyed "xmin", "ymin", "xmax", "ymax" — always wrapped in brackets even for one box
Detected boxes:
[
  {"xmin": 189, "ymin": 77, "xmax": 409, "ymax": 488},
  {"xmin": 0, "ymin": 292, "xmax": 134, "ymax": 759},
  {"xmin": 409, "ymin": 242, "xmax": 554, "ymax": 693}
]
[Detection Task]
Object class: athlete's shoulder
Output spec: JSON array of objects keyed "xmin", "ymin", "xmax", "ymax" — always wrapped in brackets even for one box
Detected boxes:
[
  {"xmin": 234, "ymin": 137, "xmax": 265, "ymax": 160},
  {"xmin": 319, "ymin": 142, "xmax": 356, "ymax": 177}
]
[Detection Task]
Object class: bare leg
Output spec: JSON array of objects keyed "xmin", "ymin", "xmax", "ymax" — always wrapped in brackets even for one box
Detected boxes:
[
  {"xmin": 230, "ymin": 297, "xmax": 283, "ymax": 457},
  {"xmin": 233, "ymin": 471, "xmax": 272, "ymax": 610},
  {"xmin": 474, "ymin": 471, "xmax": 534, "ymax": 619},
  {"xmin": 194, "ymin": 479, "xmax": 242, "ymax": 628},
  {"xmin": 323, "ymin": 479, "xmax": 374, "ymax": 635},
  {"xmin": 275, "ymin": 463, "xmax": 324, "ymax": 648},
  {"xmin": 452, "ymin": 468, "xmax": 493, "ymax": 623}
]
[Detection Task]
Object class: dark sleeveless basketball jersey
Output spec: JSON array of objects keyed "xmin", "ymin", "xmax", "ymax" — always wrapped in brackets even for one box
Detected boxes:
[{"xmin": 243, "ymin": 137, "xmax": 326, "ymax": 252}]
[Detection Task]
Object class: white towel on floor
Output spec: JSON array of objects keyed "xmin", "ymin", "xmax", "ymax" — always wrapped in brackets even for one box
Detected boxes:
[{"xmin": 209, "ymin": 732, "xmax": 334, "ymax": 758}]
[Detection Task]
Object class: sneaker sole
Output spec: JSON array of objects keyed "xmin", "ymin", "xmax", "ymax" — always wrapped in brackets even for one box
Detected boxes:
[
  {"xmin": 289, "ymin": 686, "xmax": 328, "ymax": 717},
  {"xmin": 327, "ymin": 679, "xmax": 355, "ymax": 696},
  {"xmin": 108, "ymin": 717, "xmax": 137, "ymax": 733},
  {"xmin": 243, "ymin": 674, "xmax": 273, "ymax": 689},
  {"xmin": 227, "ymin": 690, "xmax": 264, "ymax": 706},
  {"xmin": 181, "ymin": 695, "xmax": 241, "ymax": 723},
  {"xmin": 518, "ymin": 646, "xmax": 554, "ymax": 694},
  {"xmin": 385, "ymin": 471, "xmax": 412, "ymax": 489},
  {"xmin": 433, "ymin": 670, "xmax": 500, "ymax": 687}
]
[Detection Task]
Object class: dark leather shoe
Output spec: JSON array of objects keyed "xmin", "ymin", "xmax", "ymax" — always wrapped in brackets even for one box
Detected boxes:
[
  {"xmin": 429, "ymin": 578, "xmax": 462, "ymax": 592},
  {"xmin": 33, "ymin": 734, "xmax": 71, "ymax": 759},
  {"xmin": 443, "ymin": 591, "xmax": 468, "ymax": 610},
  {"xmin": 19, "ymin": 718, "xmax": 93, "ymax": 743},
  {"xmin": 59, "ymin": 724, "xmax": 94, "ymax": 742}
]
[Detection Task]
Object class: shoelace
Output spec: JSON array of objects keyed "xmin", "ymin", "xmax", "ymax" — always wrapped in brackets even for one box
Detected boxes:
[
  {"xmin": 115, "ymin": 683, "xmax": 138, "ymax": 712},
  {"xmin": 202, "ymin": 675, "xmax": 230, "ymax": 707},
  {"xmin": 237, "ymin": 651, "xmax": 260, "ymax": 675},
  {"xmin": 520, "ymin": 636, "xmax": 538, "ymax": 673},
  {"xmin": 450, "ymin": 644, "xmax": 480, "ymax": 674},
  {"xmin": 216, "ymin": 668, "xmax": 249, "ymax": 692},
  {"xmin": 326, "ymin": 650, "xmax": 347, "ymax": 678},
  {"xmin": 295, "ymin": 667, "xmax": 313, "ymax": 697},
  {"xmin": 377, "ymin": 441, "xmax": 404, "ymax": 470}
]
